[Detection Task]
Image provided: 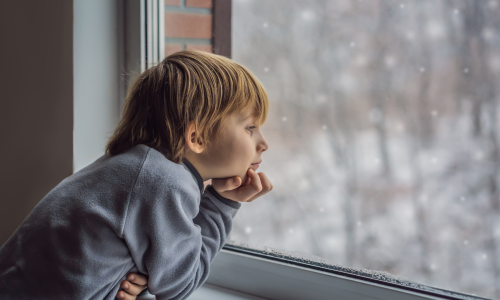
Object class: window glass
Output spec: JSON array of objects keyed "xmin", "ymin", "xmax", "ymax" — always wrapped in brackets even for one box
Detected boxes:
[{"xmin": 230, "ymin": 0, "xmax": 500, "ymax": 298}]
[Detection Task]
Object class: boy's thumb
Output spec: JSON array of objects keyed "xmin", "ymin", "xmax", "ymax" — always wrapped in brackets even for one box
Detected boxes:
[{"xmin": 212, "ymin": 176, "xmax": 240, "ymax": 193}]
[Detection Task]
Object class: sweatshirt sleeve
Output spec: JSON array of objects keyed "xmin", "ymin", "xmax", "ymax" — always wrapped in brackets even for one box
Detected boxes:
[{"xmin": 122, "ymin": 153, "xmax": 241, "ymax": 300}]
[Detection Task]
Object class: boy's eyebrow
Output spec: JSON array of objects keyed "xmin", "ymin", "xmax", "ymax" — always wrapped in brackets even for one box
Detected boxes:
[{"xmin": 241, "ymin": 113, "xmax": 254, "ymax": 122}]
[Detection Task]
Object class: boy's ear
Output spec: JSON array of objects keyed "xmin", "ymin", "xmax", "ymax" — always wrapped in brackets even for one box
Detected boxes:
[{"xmin": 185, "ymin": 121, "xmax": 205, "ymax": 154}]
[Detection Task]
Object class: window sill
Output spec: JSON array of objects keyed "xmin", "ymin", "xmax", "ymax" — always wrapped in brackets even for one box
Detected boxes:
[
  {"xmin": 205, "ymin": 246, "xmax": 486, "ymax": 300},
  {"xmin": 138, "ymin": 283, "xmax": 269, "ymax": 300}
]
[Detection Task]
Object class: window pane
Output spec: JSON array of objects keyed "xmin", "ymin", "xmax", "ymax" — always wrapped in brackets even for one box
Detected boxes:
[{"xmin": 230, "ymin": 0, "xmax": 500, "ymax": 298}]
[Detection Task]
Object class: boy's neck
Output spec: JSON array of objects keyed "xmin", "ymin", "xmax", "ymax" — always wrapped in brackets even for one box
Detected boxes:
[{"xmin": 182, "ymin": 154, "xmax": 210, "ymax": 182}]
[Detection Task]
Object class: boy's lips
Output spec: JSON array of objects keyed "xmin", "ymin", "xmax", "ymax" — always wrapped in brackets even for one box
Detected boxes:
[{"xmin": 250, "ymin": 160, "xmax": 261, "ymax": 170}]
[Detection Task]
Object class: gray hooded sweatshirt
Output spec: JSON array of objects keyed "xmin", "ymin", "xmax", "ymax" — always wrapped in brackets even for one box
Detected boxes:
[{"xmin": 0, "ymin": 144, "xmax": 241, "ymax": 299}]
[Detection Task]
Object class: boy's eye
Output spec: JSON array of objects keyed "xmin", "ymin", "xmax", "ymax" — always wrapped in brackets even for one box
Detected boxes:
[{"xmin": 246, "ymin": 126, "xmax": 256, "ymax": 132}]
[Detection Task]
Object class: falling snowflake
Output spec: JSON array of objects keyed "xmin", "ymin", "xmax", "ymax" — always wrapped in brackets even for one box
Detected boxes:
[
  {"xmin": 482, "ymin": 27, "xmax": 495, "ymax": 41},
  {"xmin": 322, "ymin": 125, "xmax": 327, "ymax": 130},
  {"xmin": 426, "ymin": 21, "xmax": 445, "ymax": 40},
  {"xmin": 245, "ymin": 226, "xmax": 252, "ymax": 234},
  {"xmin": 400, "ymin": 3, "xmax": 405, "ymax": 8},
  {"xmin": 463, "ymin": 68, "xmax": 469, "ymax": 74},
  {"xmin": 464, "ymin": 240, "xmax": 469, "ymax": 245},
  {"xmin": 384, "ymin": 55, "xmax": 397, "ymax": 68},
  {"xmin": 431, "ymin": 110, "xmax": 438, "ymax": 117},
  {"xmin": 282, "ymin": 117, "xmax": 287, "ymax": 122},
  {"xmin": 319, "ymin": 207, "xmax": 324, "ymax": 212},
  {"xmin": 263, "ymin": 22, "xmax": 268, "ymax": 28},
  {"xmin": 475, "ymin": 151, "xmax": 484, "ymax": 161},
  {"xmin": 264, "ymin": 67, "xmax": 269, "ymax": 72},
  {"xmin": 350, "ymin": 42, "xmax": 356, "ymax": 48},
  {"xmin": 420, "ymin": 67, "xmax": 426, "ymax": 73},
  {"xmin": 301, "ymin": 10, "xmax": 315, "ymax": 21}
]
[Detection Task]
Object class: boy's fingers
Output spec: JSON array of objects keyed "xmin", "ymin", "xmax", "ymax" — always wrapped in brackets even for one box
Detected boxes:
[
  {"xmin": 222, "ymin": 169, "xmax": 262, "ymax": 202},
  {"xmin": 247, "ymin": 169, "xmax": 263, "ymax": 193},
  {"xmin": 127, "ymin": 272, "xmax": 148, "ymax": 286},
  {"xmin": 246, "ymin": 172, "xmax": 272, "ymax": 202},
  {"xmin": 115, "ymin": 290, "xmax": 136, "ymax": 300},
  {"xmin": 242, "ymin": 173, "xmax": 252, "ymax": 186},
  {"xmin": 212, "ymin": 176, "xmax": 241, "ymax": 192},
  {"xmin": 119, "ymin": 280, "xmax": 145, "ymax": 297},
  {"xmin": 258, "ymin": 172, "xmax": 272, "ymax": 190}
]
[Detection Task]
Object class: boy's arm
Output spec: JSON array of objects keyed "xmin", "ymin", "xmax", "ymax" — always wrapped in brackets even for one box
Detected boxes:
[
  {"xmin": 192, "ymin": 184, "xmax": 241, "ymax": 262},
  {"xmin": 122, "ymin": 157, "xmax": 241, "ymax": 300}
]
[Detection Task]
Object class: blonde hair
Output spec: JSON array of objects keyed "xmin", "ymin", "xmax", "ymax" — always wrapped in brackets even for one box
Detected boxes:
[{"xmin": 105, "ymin": 50, "xmax": 269, "ymax": 163}]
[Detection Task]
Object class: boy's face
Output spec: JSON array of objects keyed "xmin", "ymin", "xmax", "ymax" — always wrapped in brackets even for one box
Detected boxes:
[{"xmin": 184, "ymin": 105, "xmax": 269, "ymax": 184}]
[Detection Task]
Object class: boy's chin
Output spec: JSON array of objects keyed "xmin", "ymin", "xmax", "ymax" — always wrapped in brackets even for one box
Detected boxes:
[{"xmin": 239, "ymin": 173, "xmax": 250, "ymax": 186}]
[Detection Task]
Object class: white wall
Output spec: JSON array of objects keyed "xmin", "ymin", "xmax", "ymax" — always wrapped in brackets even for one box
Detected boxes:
[{"xmin": 73, "ymin": 0, "xmax": 120, "ymax": 172}]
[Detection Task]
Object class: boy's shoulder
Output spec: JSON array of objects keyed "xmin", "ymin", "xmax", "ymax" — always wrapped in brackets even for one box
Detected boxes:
[
  {"xmin": 80, "ymin": 144, "xmax": 198, "ymax": 198},
  {"xmin": 124, "ymin": 145, "xmax": 202, "ymax": 212},
  {"xmin": 129, "ymin": 145, "xmax": 200, "ymax": 195}
]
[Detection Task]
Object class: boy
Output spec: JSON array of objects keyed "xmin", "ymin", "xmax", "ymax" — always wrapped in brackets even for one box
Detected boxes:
[{"xmin": 0, "ymin": 50, "xmax": 272, "ymax": 299}]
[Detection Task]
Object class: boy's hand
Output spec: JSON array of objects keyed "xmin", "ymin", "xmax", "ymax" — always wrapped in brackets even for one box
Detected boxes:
[
  {"xmin": 211, "ymin": 169, "xmax": 273, "ymax": 202},
  {"xmin": 115, "ymin": 272, "xmax": 148, "ymax": 300}
]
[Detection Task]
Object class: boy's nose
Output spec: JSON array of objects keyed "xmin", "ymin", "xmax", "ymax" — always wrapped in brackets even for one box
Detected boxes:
[{"xmin": 260, "ymin": 137, "xmax": 269, "ymax": 152}]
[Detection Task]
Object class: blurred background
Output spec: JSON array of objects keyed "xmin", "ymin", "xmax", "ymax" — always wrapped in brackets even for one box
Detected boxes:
[
  {"xmin": 1, "ymin": 0, "xmax": 499, "ymax": 299},
  {"xmin": 227, "ymin": 0, "xmax": 500, "ymax": 298}
]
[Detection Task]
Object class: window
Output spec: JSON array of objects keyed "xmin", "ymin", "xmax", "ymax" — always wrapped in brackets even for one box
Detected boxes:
[{"xmin": 226, "ymin": 1, "xmax": 500, "ymax": 299}]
